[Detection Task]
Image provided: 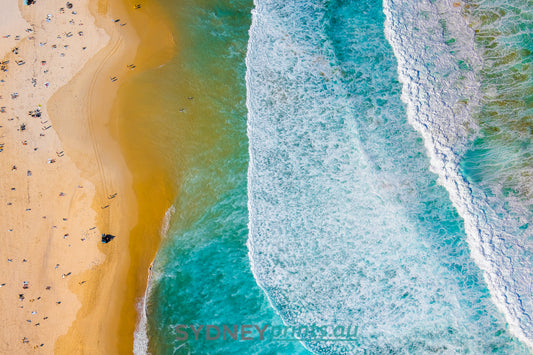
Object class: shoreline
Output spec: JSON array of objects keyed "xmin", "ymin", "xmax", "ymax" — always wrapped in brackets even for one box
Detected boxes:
[
  {"xmin": 49, "ymin": 0, "xmax": 140, "ymax": 351},
  {"xmin": 51, "ymin": 0, "xmax": 176, "ymax": 352},
  {"xmin": 0, "ymin": 0, "xmax": 175, "ymax": 353},
  {"xmin": 49, "ymin": 0, "xmax": 176, "ymax": 352}
]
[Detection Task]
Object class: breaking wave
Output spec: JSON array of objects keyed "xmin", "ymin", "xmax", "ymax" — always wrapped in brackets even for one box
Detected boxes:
[{"xmin": 246, "ymin": 0, "xmax": 531, "ymax": 353}]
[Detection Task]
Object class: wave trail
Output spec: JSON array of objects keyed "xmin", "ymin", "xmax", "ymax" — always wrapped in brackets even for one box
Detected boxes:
[
  {"xmin": 383, "ymin": 0, "xmax": 533, "ymax": 348},
  {"xmin": 246, "ymin": 0, "xmax": 527, "ymax": 353}
]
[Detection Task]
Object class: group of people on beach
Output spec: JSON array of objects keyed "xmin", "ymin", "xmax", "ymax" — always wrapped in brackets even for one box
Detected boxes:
[{"xmin": 0, "ymin": 0, "xmax": 120, "ymax": 350}]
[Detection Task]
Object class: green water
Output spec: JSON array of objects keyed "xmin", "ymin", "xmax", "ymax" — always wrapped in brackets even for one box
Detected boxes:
[{"xmin": 461, "ymin": 0, "xmax": 533, "ymax": 208}]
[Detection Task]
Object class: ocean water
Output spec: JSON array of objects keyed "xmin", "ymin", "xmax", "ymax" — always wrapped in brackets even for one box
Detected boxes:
[
  {"xmin": 140, "ymin": 0, "xmax": 533, "ymax": 354},
  {"xmin": 137, "ymin": 0, "xmax": 308, "ymax": 354},
  {"xmin": 247, "ymin": 0, "xmax": 531, "ymax": 353},
  {"xmin": 383, "ymin": 0, "xmax": 533, "ymax": 348}
]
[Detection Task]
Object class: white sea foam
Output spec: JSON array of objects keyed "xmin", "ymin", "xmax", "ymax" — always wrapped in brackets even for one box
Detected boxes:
[
  {"xmin": 383, "ymin": 0, "xmax": 533, "ymax": 348},
  {"xmin": 133, "ymin": 206, "xmax": 175, "ymax": 355},
  {"xmin": 246, "ymin": 0, "xmax": 527, "ymax": 353},
  {"xmin": 133, "ymin": 280, "xmax": 151, "ymax": 355}
]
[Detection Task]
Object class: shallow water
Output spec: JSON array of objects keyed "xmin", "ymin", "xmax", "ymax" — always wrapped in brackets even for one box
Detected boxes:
[
  {"xmin": 139, "ymin": 0, "xmax": 533, "ymax": 353},
  {"xmin": 136, "ymin": 0, "xmax": 308, "ymax": 354}
]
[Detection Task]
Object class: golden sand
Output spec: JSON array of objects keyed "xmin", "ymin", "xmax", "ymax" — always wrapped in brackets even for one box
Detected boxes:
[{"xmin": 0, "ymin": 0, "xmax": 175, "ymax": 353}]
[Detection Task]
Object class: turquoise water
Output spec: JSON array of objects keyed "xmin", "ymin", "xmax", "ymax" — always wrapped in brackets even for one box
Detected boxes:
[
  {"xmin": 458, "ymin": 0, "xmax": 533, "ymax": 345},
  {"xmin": 140, "ymin": 0, "xmax": 308, "ymax": 354},
  {"xmin": 247, "ymin": 0, "xmax": 528, "ymax": 353},
  {"xmin": 383, "ymin": 0, "xmax": 533, "ymax": 348},
  {"xmin": 141, "ymin": 0, "xmax": 533, "ymax": 353}
]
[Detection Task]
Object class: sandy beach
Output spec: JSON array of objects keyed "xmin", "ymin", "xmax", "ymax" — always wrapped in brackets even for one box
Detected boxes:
[{"xmin": 0, "ymin": 0, "xmax": 174, "ymax": 353}]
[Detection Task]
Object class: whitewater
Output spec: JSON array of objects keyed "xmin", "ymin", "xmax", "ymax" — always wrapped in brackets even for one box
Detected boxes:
[
  {"xmin": 134, "ymin": 0, "xmax": 533, "ymax": 353},
  {"xmin": 247, "ymin": 0, "xmax": 532, "ymax": 353},
  {"xmin": 383, "ymin": 0, "xmax": 533, "ymax": 348}
]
